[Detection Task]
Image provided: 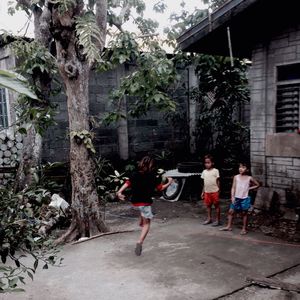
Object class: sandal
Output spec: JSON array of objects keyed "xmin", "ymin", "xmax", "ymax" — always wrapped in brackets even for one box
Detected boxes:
[
  {"xmin": 202, "ymin": 220, "xmax": 212, "ymax": 225},
  {"xmin": 135, "ymin": 243, "xmax": 142, "ymax": 256},
  {"xmin": 219, "ymin": 227, "xmax": 232, "ymax": 231},
  {"xmin": 211, "ymin": 221, "xmax": 222, "ymax": 227}
]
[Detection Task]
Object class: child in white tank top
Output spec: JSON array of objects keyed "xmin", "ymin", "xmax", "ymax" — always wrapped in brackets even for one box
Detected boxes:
[{"xmin": 220, "ymin": 162, "xmax": 259, "ymax": 235}]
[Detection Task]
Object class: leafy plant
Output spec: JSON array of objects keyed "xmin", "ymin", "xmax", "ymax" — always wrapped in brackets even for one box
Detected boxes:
[
  {"xmin": 49, "ymin": 0, "xmax": 76, "ymax": 14},
  {"xmin": 9, "ymin": 39, "xmax": 58, "ymax": 135},
  {"xmin": 0, "ymin": 70, "xmax": 38, "ymax": 100},
  {"xmin": 94, "ymin": 156, "xmax": 128, "ymax": 202},
  {"xmin": 192, "ymin": 55, "xmax": 250, "ymax": 168},
  {"xmin": 0, "ymin": 186, "xmax": 62, "ymax": 293},
  {"xmin": 70, "ymin": 130, "xmax": 96, "ymax": 154},
  {"xmin": 76, "ymin": 12, "xmax": 103, "ymax": 64},
  {"xmin": 102, "ymin": 42, "xmax": 178, "ymax": 123}
]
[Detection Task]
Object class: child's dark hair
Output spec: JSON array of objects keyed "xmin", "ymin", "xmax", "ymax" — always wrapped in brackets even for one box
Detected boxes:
[
  {"xmin": 239, "ymin": 161, "xmax": 250, "ymax": 169},
  {"xmin": 239, "ymin": 161, "xmax": 251, "ymax": 174},
  {"xmin": 138, "ymin": 156, "xmax": 156, "ymax": 173},
  {"xmin": 204, "ymin": 154, "xmax": 214, "ymax": 164}
]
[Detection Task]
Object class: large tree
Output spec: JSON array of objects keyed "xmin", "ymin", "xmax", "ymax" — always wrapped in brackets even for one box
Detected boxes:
[{"xmin": 9, "ymin": 0, "xmax": 177, "ymax": 242}]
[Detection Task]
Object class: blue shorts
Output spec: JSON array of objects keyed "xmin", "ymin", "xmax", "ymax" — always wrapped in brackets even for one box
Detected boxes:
[
  {"xmin": 230, "ymin": 197, "xmax": 251, "ymax": 212},
  {"xmin": 138, "ymin": 206, "xmax": 153, "ymax": 219}
]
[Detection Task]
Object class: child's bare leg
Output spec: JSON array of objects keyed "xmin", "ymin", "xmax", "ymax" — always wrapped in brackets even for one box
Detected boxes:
[
  {"xmin": 139, "ymin": 215, "xmax": 144, "ymax": 227},
  {"xmin": 241, "ymin": 212, "xmax": 248, "ymax": 234},
  {"xmin": 215, "ymin": 204, "xmax": 221, "ymax": 222},
  {"xmin": 220, "ymin": 209, "xmax": 234, "ymax": 231},
  {"xmin": 227, "ymin": 210, "xmax": 234, "ymax": 228},
  {"xmin": 207, "ymin": 206, "xmax": 212, "ymax": 221},
  {"xmin": 138, "ymin": 217, "xmax": 151, "ymax": 244},
  {"xmin": 203, "ymin": 206, "xmax": 212, "ymax": 224},
  {"xmin": 211, "ymin": 203, "xmax": 221, "ymax": 226}
]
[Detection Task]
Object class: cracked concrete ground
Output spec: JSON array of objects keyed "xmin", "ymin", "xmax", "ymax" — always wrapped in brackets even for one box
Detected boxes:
[{"xmin": 1, "ymin": 200, "xmax": 300, "ymax": 300}]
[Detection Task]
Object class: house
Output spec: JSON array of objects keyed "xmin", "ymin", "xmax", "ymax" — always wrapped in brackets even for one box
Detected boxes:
[{"xmin": 178, "ymin": 0, "xmax": 300, "ymax": 214}]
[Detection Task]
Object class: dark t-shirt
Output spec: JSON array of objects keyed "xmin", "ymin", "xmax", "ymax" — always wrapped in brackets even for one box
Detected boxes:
[{"xmin": 127, "ymin": 171, "xmax": 162, "ymax": 205}]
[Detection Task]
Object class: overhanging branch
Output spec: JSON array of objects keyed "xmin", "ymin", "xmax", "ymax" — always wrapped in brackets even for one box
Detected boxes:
[
  {"xmin": 95, "ymin": 0, "xmax": 107, "ymax": 51},
  {"xmin": 16, "ymin": 0, "xmax": 32, "ymax": 9}
]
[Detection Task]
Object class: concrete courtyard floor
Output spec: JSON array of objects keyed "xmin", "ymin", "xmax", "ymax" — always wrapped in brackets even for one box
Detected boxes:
[{"xmin": 1, "ymin": 200, "xmax": 300, "ymax": 300}]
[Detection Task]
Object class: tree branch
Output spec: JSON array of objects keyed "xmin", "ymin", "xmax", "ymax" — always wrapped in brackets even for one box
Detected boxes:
[
  {"xmin": 36, "ymin": 1, "xmax": 52, "ymax": 46},
  {"xmin": 118, "ymin": 2, "xmax": 131, "ymax": 23},
  {"xmin": 16, "ymin": 0, "xmax": 32, "ymax": 9},
  {"xmin": 95, "ymin": 0, "xmax": 107, "ymax": 52},
  {"xmin": 136, "ymin": 33, "xmax": 159, "ymax": 39}
]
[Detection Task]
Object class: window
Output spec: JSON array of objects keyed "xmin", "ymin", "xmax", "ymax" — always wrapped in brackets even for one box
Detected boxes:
[
  {"xmin": 0, "ymin": 88, "xmax": 9, "ymax": 129},
  {"xmin": 276, "ymin": 64, "xmax": 300, "ymax": 133}
]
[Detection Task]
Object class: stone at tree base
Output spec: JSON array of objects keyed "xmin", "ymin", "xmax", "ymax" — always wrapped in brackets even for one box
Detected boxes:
[
  {"xmin": 283, "ymin": 208, "xmax": 299, "ymax": 221},
  {"xmin": 254, "ymin": 187, "xmax": 275, "ymax": 210},
  {"xmin": 273, "ymin": 188, "xmax": 287, "ymax": 205}
]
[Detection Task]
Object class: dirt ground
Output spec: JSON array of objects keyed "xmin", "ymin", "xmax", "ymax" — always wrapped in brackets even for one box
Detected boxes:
[
  {"xmin": 2, "ymin": 198, "xmax": 300, "ymax": 300},
  {"xmin": 103, "ymin": 197, "xmax": 250, "ymax": 232}
]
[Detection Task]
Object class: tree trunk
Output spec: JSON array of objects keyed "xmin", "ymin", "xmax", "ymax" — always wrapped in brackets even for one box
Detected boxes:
[{"xmin": 55, "ymin": 50, "xmax": 108, "ymax": 243}]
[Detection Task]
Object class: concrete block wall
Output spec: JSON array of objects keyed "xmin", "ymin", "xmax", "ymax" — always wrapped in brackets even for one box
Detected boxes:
[
  {"xmin": 126, "ymin": 66, "xmax": 189, "ymax": 157},
  {"xmin": 249, "ymin": 24, "xmax": 300, "ymax": 194},
  {"xmin": 42, "ymin": 64, "xmax": 189, "ymax": 162}
]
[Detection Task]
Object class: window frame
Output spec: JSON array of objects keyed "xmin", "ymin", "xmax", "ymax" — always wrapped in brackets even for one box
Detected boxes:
[{"xmin": 275, "ymin": 61, "xmax": 300, "ymax": 133}]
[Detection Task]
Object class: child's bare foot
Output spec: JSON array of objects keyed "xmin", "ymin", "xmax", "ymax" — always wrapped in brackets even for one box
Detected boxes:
[
  {"xmin": 212, "ymin": 221, "xmax": 221, "ymax": 227},
  {"xmin": 219, "ymin": 227, "xmax": 232, "ymax": 231},
  {"xmin": 240, "ymin": 229, "xmax": 247, "ymax": 235},
  {"xmin": 135, "ymin": 243, "xmax": 142, "ymax": 256},
  {"xmin": 202, "ymin": 220, "xmax": 212, "ymax": 225}
]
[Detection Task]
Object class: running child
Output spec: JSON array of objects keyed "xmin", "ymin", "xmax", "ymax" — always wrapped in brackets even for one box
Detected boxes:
[
  {"xmin": 117, "ymin": 156, "xmax": 173, "ymax": 256},
  {"xmin": 201, "ymin": 154, "xmax": 221, "ymax": 226},
  {"xmin": 220, "ymin": 162, "xmax": 259, "ymax": 235}
]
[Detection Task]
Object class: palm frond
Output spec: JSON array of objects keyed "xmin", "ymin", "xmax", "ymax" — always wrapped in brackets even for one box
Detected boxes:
[
  {"xmin": 0, "ymin": 70, "xmax": 38, "ymax": 99},
  {"xmin": 76, "ymin": 13, "xmax": 103, "ymax": 65}
]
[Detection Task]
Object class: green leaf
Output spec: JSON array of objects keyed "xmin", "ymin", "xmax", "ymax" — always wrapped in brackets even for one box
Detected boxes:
[
  {"xmin": 76, "ymin": 13, "xmax": 103, "ymax": 64},
  {"xmin": 12, "ymin": 288, "xmax": 25, "ymax": 292},
  {"xmin": 34, "ymin": 259, "xmax": 38, "ymax": 270},
  {"xmin": 27, "ymin": 271, "xmax": 34, "ymax": 281},
  {"xmin": 15, "ymin": 260, "xmax": 20, "ymax": 268},
  {"xmin": 18, "ymin": 276, "xmax": 26, "ymax": 285},
  {"xmin": 8, "ymin": 278, "xmax": 18, "ymax": 288},
  {"xmin": 0, "ymin": 70, "xmax": 38, "ymax": 99}
]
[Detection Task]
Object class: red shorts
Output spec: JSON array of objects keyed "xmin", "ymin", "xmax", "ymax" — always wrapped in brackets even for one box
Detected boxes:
[{"xmin": 204, "ymin": 192, "xmax": 219, "ymax": 207}]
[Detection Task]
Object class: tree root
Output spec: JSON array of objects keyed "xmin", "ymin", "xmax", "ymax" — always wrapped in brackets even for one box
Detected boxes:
[
  {"xmin": 71, "ymin": 229, "xmax": 136, "ymax": 245},
  {"xmin": 54, "ymin": 216, "xmax": 110, "ymax": 245}
]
